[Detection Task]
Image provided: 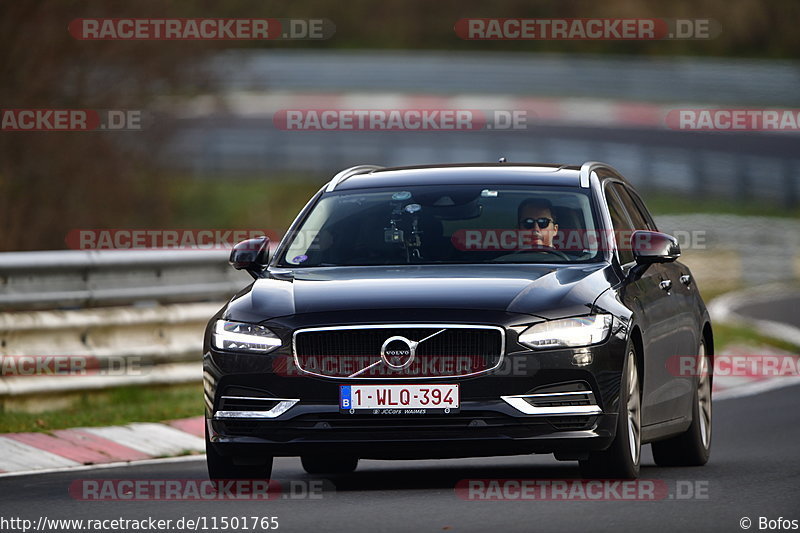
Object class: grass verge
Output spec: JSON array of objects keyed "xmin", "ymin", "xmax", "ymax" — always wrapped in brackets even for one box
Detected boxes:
[
  {"xmin": 164, "ymin": 176, "xmax": 322, "ymax": 233},
  {"xmin": 643, "ymin": 191, "xmax": 800, "ymax": 219},
  {"xmin": 711, "ymin": 322, "xmax": 800, "ymax": 354},
  {"xmin": 0, "ymin": 383, "xmax": 203, "ymax": 434}
]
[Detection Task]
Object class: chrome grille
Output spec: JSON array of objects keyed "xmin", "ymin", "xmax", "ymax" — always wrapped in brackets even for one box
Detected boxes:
[{"xmin": 292, "ymin": 324, "xmax": 504, "ymax": 379}]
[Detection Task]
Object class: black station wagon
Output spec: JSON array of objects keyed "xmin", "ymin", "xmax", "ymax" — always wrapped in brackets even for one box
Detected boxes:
[{"xmin": 204, "ymin": 161, "xmax": 713, "ymax": 480}]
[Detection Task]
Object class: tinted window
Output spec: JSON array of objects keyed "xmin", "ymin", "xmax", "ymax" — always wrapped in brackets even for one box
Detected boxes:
[
  {"xmin": 627, "ymin": 188, "xmax": 658, "ymax": 231},
  {"xmin": 611, "ymin": 183, "xmax": 651, "ymax": 230},
  {"xmin": 604, "ymin": 186, "xmax": 635, "ymax": 264},
  {"xmin": 278, "ymin": 185, "xmax": 602, "ymax": 267}
]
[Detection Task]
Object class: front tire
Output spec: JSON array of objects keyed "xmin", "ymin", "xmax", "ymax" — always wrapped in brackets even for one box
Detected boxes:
[
  {"xmin": 652, "ymin": 340, "xmax": 712, "ymax": 466},
  {"xmin": 579, "ymin": 345, "xmax": 641, "ymax": 479},
  {"xmin": 206, "ymin": 426, "xmax": 273, "ymax": 481}
]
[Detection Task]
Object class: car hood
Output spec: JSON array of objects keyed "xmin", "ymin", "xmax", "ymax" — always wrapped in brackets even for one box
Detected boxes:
[{"xmin": 225, "ymin": 264, "xmax": 612, "ymax": 322}]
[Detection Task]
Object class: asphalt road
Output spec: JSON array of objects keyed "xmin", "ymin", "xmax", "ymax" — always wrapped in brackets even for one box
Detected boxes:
[
  {"xmin": 3, "ymin": 383, "xmax": 799, "ymax": 533},
  {"xmin": 736, "ymin": 292, "xmax": 800, "ymax": 329}
]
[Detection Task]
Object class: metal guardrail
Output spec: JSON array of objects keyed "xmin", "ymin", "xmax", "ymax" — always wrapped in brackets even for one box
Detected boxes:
[
  {"xmin": 656, "ymin": 215, "xmax": 800, "ymax": 287},
  {"xmin": 0, "ymin": 250, "xmax": 250, "ymax": 410},
  {"xmin": 0, "ymin": 249, "xmax": 249, "ymax": 310},
  {"xmin": 0, "ymin": 302, "xmax": 219, "ymax": 411}
]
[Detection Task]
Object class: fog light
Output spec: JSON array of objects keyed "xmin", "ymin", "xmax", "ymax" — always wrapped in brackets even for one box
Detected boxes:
[{"xmin": 572, "ymin": 349, "xmax": 592, "ymax": 367}]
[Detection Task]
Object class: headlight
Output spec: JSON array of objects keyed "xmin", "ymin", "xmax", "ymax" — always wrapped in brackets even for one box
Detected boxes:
[
  {"xmin": 518, "ymin": 314, "xmax": 612, "ymax": 349},
  {"xmin": 212, "ymin": 320, "xmax": 282, "ymax": 353}
]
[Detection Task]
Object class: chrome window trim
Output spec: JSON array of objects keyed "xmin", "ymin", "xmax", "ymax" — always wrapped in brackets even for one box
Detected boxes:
[{"xmin": 292, "ymin": 323, "xmax": 506, "ymax": 380}]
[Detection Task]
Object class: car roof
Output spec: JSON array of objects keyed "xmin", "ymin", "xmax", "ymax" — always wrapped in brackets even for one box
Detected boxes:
[{"xmin": 334, "ymin": 163, "xmax": 586, "ymax": 191}]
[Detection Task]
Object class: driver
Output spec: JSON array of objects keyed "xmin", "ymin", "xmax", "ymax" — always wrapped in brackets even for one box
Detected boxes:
[{"xmin": 517, "ymin": 198, "xmax": 559, "ymax": 249}]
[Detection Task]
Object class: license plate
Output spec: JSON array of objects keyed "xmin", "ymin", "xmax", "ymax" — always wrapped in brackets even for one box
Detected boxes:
[{"xmin": 340, "ymin": 384, "xmax": 459, "ymax": 414}]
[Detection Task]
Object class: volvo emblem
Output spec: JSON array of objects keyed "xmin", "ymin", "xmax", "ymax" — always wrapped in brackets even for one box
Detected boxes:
[{"xmin": 380, "ymin": 336, "xmax": 416, "ymax": 369}]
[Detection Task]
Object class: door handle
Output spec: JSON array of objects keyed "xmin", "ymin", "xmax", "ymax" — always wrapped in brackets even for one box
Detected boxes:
[
  {"xmin": 680, "ymin": 274, "xmax": 692, "ymax": 285},
  {"xmin": 659, "ymin": 280, "xmax": 672, "ymax": 291}
]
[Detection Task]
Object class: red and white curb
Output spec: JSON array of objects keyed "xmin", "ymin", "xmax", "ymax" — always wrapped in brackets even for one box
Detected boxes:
[
  {"xmin": 0, "ymin": 417, "xmax": 204, "ymax": 476},
  {"xmin": 711, "ymin": 345, "xmax": 800, "ymax": 401},
  {"xmin": 709, "ymin": 284, "xmax": 800, "ymax": 347},
  {"xmin": 709, "ymin": 285, "xmax": 800, "ymax": 400}
]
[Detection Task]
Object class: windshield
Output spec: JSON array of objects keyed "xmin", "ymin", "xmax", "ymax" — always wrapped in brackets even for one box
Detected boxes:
[{"xmin": 278, "ymin": 185, "xmax": 603, "ymax": 267}]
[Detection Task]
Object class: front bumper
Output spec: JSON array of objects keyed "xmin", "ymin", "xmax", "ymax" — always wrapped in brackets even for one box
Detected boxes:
[
  {"xmin": 207, "ymin": 403, "xmax": 617, "ymax": 459},
  {"xmin": 203, "ymin": 313, "xmax": 628, "ymax": 460}
]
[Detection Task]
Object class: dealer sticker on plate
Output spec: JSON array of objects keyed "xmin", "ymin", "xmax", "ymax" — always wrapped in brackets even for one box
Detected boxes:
[{"xmin": 340, "ymin": 384, "xmax": 459, "ymax": 414}]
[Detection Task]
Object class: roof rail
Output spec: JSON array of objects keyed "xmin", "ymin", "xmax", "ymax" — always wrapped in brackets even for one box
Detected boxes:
[
  {"xmin": 579, "ymin": 161, "xmax": 622, "ymax": 188},
  {"xmin": 325, "ymin": 165, "xmax": 384, "ymax": 192}
]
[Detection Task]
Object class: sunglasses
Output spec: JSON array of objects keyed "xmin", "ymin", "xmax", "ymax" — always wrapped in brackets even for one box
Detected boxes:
[{"xmin": 519, "ymin": 217, "xmax": 554, "ymax": 229}]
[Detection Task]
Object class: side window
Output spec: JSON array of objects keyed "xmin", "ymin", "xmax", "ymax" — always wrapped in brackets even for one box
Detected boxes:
[
  {"xmin": 611, "ymin": 183, "xmax": 651, "ymax": 230},
  {"xmin": 627, "ymin": 188, "xmax": 658, "ymax": 231},
  {"xmin": 611, "ymin": 183, "xmax": 655, "ymax": 231},
  {"xmin": 604, "ymin": 185, "xmax": 635, "ymax": 265}
]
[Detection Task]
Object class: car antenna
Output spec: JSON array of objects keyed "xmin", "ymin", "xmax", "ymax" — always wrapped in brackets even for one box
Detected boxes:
[{"xmin": 498, "ymin": 157, "xmax": 507, "ymax": 163}]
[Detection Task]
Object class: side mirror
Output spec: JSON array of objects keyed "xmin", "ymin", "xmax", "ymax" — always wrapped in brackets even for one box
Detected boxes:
[
  {"xmin": 631, "ymin": 230, "xmax": 680, "ymax": 264},
  {"xmin": 229, "ymin": 237, "xmax": 270, "ymax": 278}
]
